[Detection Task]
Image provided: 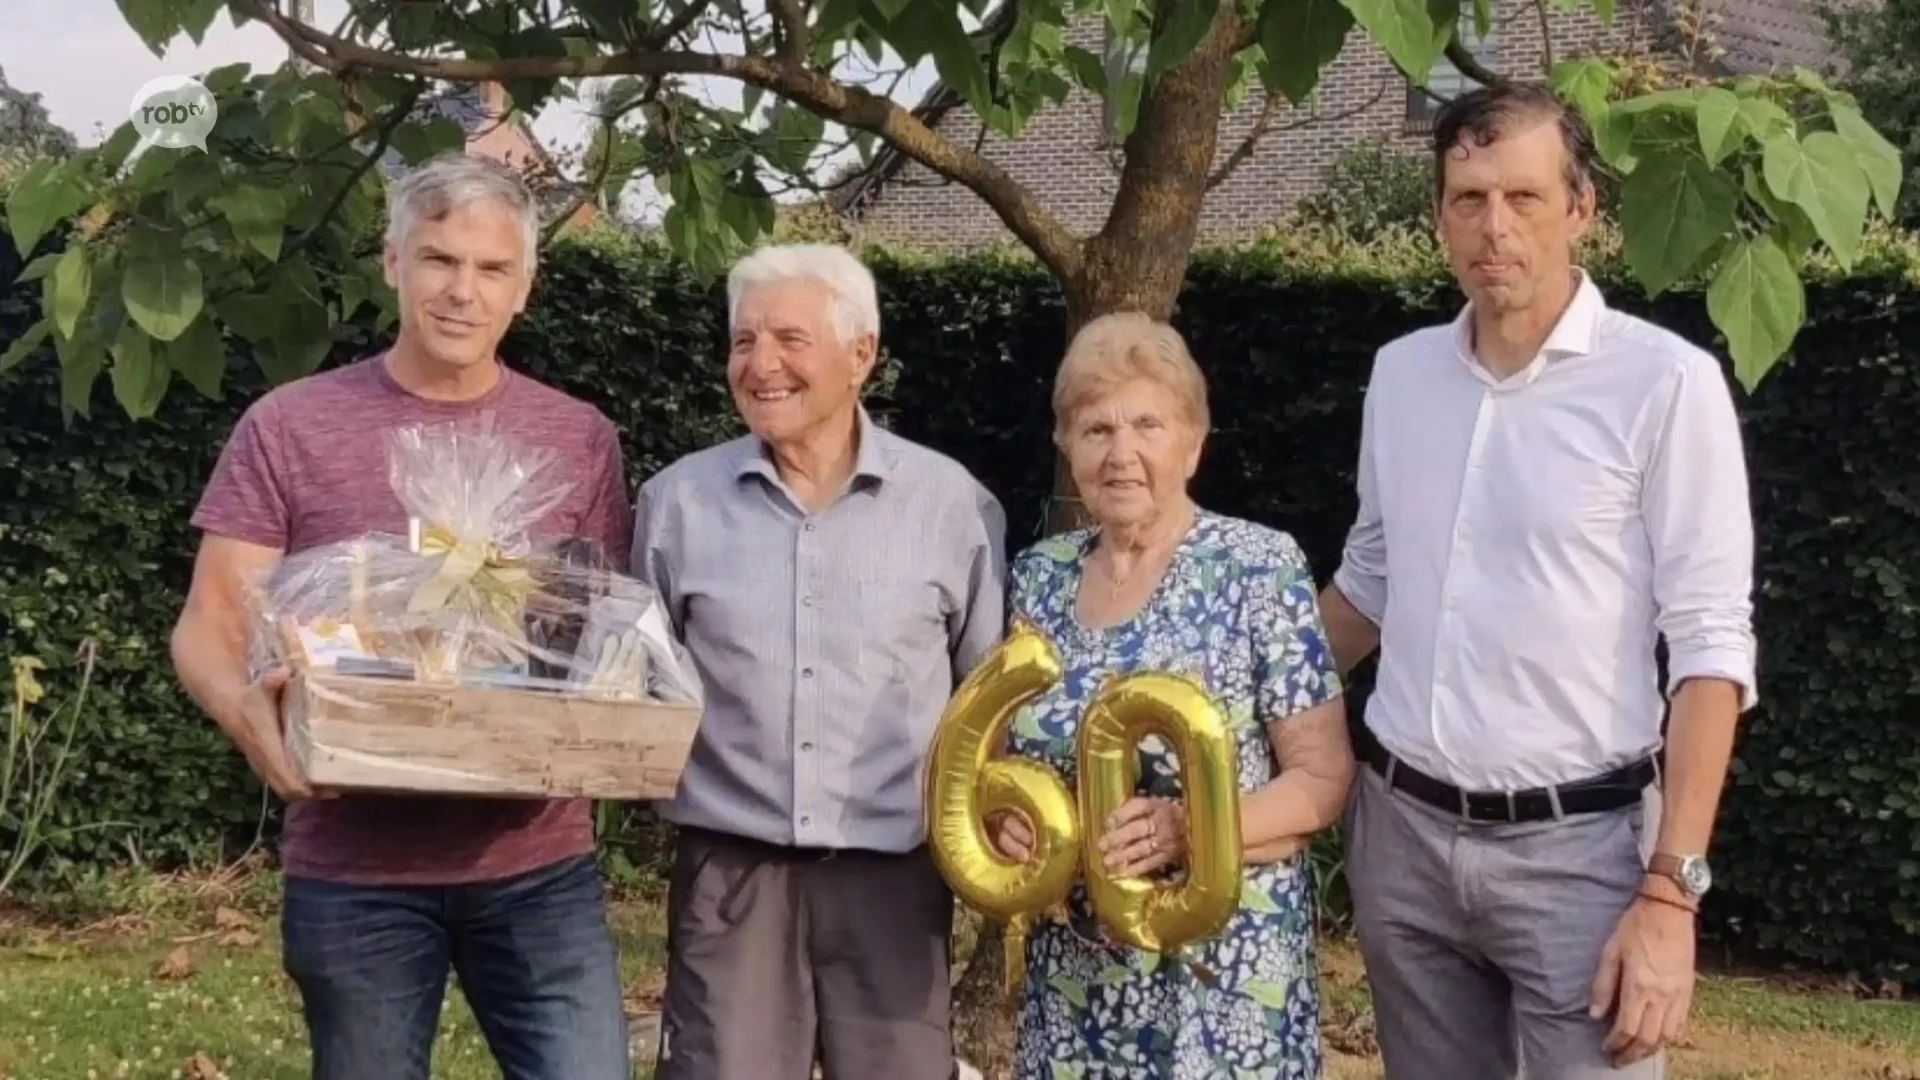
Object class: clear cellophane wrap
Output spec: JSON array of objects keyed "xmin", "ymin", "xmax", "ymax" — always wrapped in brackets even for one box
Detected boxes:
[{"xmin": 245, "ymin": 413, "xmax": 702, "ymax": 706}]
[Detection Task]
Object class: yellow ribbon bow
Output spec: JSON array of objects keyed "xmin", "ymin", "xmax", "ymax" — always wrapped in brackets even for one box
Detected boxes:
[{"xmin": 408, "ymin": 521, "xmax": 538, "ymax": 636}]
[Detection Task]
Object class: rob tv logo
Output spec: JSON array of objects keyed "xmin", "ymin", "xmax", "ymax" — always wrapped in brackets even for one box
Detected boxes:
[{"xmin": 128, "ymin": 75, "xmax": 218, "ymax": 154}]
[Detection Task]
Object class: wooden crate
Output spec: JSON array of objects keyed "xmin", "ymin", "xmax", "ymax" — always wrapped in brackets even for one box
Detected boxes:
[{"xmin": 283, "ymin": 671, "xmax": 701, "ymax": 800}]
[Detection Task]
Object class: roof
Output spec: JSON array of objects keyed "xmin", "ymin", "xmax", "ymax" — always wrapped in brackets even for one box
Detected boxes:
[
  {"xmin": 836, "ymin": 0, "xmax": 1851, "ymax": 218},
  {"xmin": 1705, "ymin": 0, "xmax": 1849, "ymax": 75}
]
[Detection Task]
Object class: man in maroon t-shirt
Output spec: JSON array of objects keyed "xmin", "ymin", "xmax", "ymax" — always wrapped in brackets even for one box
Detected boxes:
[{"xmin": 174, "ymin": 153, "xmax": 632, "ymax": 1080}]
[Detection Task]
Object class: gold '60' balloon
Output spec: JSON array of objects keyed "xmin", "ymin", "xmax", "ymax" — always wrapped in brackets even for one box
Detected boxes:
[
  {"xmin": 1079, "ymin": 672, "xmax": 1244, "ymax": 955},
  {"xmin": 926, "ymin": 620, "xmax": 1244, "ymax": 975},
  {"xmin": 924, "ymin": 619, "xmax": 1082, "ymax": 925}
]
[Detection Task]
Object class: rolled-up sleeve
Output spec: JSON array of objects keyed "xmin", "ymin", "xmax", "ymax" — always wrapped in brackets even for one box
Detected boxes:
[
  {"xmin": 949, "ymin": 480, "xmax": 1009, "ymax": 680},
  {"xmin": 1332, "ymin": 367, "xmax": 1388, "ymax": 625},
  {"xmin": 1643, "ymin": 352, "xmax": 1759, "ymax": 712}
]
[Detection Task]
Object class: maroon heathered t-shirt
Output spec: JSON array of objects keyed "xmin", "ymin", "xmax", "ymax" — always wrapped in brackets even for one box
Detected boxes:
[{"xmin": 191, "ymin": 354, "xmax": 634, "ymax": 885}]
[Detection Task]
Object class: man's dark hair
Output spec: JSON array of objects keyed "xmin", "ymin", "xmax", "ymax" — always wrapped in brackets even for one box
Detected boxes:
[{"xmin": 1430, "ymin": 81, "xmax": 1599, "ymax": 204}]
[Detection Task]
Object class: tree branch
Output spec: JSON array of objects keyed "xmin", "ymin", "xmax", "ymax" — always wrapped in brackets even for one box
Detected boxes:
[
  {"xmin": 1206, "ymin": 76, "xmax": 1395, "ymax": 191},
  {"xmin": 243, "ymin": 0, "xmax": 1085, "ymax": 281},
  {"xmin": 1535, "ymin": 0, "xmax": 1556, "ymax": 74},
  {"xmin": 1445, "ymin": 39, "xmax": 1506, "ymax": 87},
  {"xmin": 1083, "ymin": 1, "xmax": 1248, "ymax": 316},
  {"xmin": 769, "ymin": 0, "xmax": 812, "ymax": 69},
  {"xmin": 1206, "ymin": 90, "xmax": 1279, "ymax": 191}
]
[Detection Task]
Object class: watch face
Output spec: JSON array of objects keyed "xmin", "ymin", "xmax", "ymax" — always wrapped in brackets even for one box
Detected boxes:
[{"xmin": 1680, "ymin": 856, "xmax": 1713, "ymax": 896}]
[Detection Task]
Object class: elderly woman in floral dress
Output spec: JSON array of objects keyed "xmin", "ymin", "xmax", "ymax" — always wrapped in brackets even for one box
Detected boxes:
[{"xmin": 987, "ymin": 312, "xmax": 1356, "ymax": 1079}]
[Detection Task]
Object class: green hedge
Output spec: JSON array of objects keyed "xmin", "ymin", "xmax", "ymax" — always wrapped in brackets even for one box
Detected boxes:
[{"xmin": 3, "ymin": 225, "xmax": 1918, "ymax": 986}]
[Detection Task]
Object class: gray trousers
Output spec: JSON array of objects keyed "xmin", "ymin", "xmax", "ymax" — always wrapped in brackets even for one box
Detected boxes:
[
  {"xmin": 653, "ymin": 826, "xmax": 957, "ymax": 1080},
  {"xmin": 1345, "ymin": 764, "xmax": 1666, "ymax": 1080}
]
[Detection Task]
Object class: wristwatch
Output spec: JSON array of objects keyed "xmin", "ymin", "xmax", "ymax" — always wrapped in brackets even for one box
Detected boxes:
[{"xmin": 1647, "ymin": 853, "xmax": 1713, "ymax": 899}]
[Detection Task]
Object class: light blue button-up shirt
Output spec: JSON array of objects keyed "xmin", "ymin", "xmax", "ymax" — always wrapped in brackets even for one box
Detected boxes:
[{"xmin": 631, "ymin": 408, "xmax": 1008, "ymax": 852}]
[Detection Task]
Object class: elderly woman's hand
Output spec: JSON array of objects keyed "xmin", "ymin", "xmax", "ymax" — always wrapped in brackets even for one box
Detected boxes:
[
  {"xmin": 987, "ymin": 810, "xmax": 1036, "ymax": 862},
  {"xmin": 1098, "ymin": 796, "xmax": 1187, "ymax": 877}
]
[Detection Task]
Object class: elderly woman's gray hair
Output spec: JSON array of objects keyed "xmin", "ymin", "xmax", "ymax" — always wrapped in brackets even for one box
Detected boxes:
[
  {"xmin": 1052, "ymin": 311, "xmax": 1209, "ymax": 440},
  {"xmin": 727, "ymin": 244, "xmax": 880, "ymax": 348},
  {"xmin": 383, "ymin": 152, "xmax": 540, "ymax": 271}
]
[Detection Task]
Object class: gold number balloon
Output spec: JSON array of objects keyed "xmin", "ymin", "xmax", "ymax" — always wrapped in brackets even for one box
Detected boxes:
[
  {"xmin": 926, "ymin": 623, "xmax": 1244, "ymax": 985},
  {"xmin": 1078, "ymin": 671, "xmax": 1245, "ymax": 955},
  {"xmin": 924, "ymin": 619, "xmax": 1082, "ymax": 925}
]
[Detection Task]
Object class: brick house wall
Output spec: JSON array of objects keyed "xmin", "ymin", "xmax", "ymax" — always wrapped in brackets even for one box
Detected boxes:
[{"xmin": 845, "ymin": 0, "xmax": 1668, "ymax": 248}]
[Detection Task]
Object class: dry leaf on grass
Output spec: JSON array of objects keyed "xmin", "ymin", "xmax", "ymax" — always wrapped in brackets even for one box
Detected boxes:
[
  {"xmin": 211, "ymin": 906, "xmax": 253, "ymax": 931},
  {"xmin": 184, "ymin": 1051, "xmax": 228, "ymax": 1079},
  {"xmin": 623, "ymin": 970, "xmax": 666, "ymax": 1015},
  {"xmin": 217, "ymin": 928, "xmax": 261, "ymax": 949},
  {"xmin": 154, "ymin": 945, "xmax": 195, "ymax": 980}
]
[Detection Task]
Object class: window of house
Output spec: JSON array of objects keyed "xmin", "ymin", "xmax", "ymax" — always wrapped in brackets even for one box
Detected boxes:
[{"xmin": 1406, "ymin": 11, "xmax": 1499, "ymax": 134}]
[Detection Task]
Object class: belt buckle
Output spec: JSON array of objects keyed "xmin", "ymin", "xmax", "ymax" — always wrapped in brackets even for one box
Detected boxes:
[{"xmin": 1460, "ymin": 788, "xmax": 1519, "ymax": 823}]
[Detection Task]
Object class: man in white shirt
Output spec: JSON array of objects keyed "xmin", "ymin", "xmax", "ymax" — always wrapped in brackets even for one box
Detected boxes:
[{"xmin": 1320, "ymin": 82, "xmax": 1758, "ymax": 1080}]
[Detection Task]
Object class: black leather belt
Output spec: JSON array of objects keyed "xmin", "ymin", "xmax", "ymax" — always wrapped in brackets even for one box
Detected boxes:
[{"xmin": 1354, "ymin": 723, "xmax": 1658, "ymax": 823}]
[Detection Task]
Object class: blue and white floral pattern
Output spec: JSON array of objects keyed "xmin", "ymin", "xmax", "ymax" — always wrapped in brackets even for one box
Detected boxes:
[{"xmin": 1006, "ymin": 510, "xmax": 1343, "ymax": 1080}]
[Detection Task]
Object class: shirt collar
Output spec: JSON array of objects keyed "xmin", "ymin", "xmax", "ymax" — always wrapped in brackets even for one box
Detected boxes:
[
  {"xmin": 734, "ymin": 404, "xmax": 894, "ymax": 487},
  {"xmin": 1451, "ymin": 269, "xmax": 1605, "ymax": 387}
]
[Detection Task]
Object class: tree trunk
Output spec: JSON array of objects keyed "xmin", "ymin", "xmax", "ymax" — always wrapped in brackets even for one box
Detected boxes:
[{"xmin": 948, "ymin": 5, "xmax": 1247, "ymax": 1076}]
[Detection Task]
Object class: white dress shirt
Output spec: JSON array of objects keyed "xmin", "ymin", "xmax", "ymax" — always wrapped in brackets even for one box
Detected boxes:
[{"xmin": 1334, "ymin": 271, "xmax": 1758, "ymax": 793}]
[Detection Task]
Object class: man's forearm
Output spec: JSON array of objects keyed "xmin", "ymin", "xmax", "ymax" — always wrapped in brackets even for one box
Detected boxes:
[
  {"xmin": 1654, "ymin": 677, "xmax": 1743, "ymax": 859},
  {"xmin": 170, "ymin": 611, "xmax": 256, "ymax": 742},
  {"xmin": 1318, "ymin": 584, "xmax": 1381, "ymax": 677}
]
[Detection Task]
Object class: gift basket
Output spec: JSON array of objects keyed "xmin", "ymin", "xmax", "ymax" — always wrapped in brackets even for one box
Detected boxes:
[{"xmin": 249, "ymin": 413, "xmax": 704, "ymax": 800}]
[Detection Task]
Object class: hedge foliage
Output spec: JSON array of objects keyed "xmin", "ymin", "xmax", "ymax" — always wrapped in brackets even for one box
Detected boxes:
[{"xmin": 3, "ymin": 221, "xmax": 1918, "ymax": 985}]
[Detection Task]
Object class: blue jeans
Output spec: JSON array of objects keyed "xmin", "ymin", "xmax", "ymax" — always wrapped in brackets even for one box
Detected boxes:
[{"xmin": 281, "ymin": 854, "xmax": 630, "ymax": 1080}]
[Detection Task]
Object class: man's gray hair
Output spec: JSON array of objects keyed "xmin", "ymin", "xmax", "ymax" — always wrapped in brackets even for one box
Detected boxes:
[
  {"xmin": 383, "ymin": 151, "xmax": 540, "ymax": 272},
  {"xmin": 727, "ymin": 243, "xmax": 880, "ymax": 347}
]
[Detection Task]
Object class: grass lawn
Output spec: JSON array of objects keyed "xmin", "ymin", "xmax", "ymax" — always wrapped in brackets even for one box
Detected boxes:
[{"xmin": 0, "ymin": 873, "xmax": 1914, "ymax": 1080}]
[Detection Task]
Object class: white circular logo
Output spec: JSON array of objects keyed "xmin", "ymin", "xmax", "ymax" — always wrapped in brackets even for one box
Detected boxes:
[{"xmin": 129, "ymin": 75, "xmax": 218, "ymax": 153}]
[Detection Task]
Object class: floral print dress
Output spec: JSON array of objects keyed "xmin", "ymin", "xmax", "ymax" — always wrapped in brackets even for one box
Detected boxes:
[{"xmin": 1006, "ymin": 510, "xmax": 1343, "ymax": 1080}]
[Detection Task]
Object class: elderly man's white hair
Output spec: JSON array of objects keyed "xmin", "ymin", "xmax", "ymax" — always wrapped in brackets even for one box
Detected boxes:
[
  {"xmin": 383, "ymin": 151, "xmax": 540, "ymax": 273},
  {"xmin": 727, "ymin": 243, "xmax": 880, "ymax": 347}
]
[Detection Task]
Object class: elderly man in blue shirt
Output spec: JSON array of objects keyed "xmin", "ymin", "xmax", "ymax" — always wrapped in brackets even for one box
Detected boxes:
[{"xmin": 634, "ymin": 243, "xmax": 1008, "ymax": 1080}]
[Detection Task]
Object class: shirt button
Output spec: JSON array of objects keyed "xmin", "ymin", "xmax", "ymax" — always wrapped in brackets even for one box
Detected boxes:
[
  {"xmin": 800, "ymin": 815, "xmax": 812, "ymax": 827},
  {"xmin": 802, "ymin": 595, "xmax": 813, "ymax": 607},
  {"xmin": 800, "ymin": 742, "xmax": 814, "ymax": 752},
  {"xmin": 802, "ymin": 667, "xmax": 814, "ymax": 679},
  {"xmin": 803, "ymin": 523, "xmax": 815, "ymax": 532}
]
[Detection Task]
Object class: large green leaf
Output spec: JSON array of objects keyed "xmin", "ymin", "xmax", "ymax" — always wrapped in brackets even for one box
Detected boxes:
[
  {"xmin": 0, "ymin": 318, "xmax": 51, "ymax": 375},
  {"xmin": 56, "ymin": 337, "xmax": 106, "ymax": 423},
  {"xmin": 1145, "ymin": 0, "xmax": 1220, "ymax": 80},
  {"xmin": 1341, "ymin": 0, "xmax": 1441, "ymax": 84},
  {"xmin": 1260, "ymin": 0, "xmax": 1356, "ymax": 105},
  {"xmin": 1743, "ymin": 165, "xmax": 1819, "ymax": 262},
  {"xmin": 1694, "ymin": 87, "xmax": 1743, "ymax": 165},
  {"xmin": 1707, "ymin": 233, "xmax": 1804, "ymax": 390},
  {"xmin": 1830, "ymin": 105, "xmax": 1904, "ymax": 220},
  {"xmin": 166, "ymin": 314, "xmax": 228, "ymax": 400},
  {"xmin": 50, "ymin": 245, "xmax": 92, "ymax": 342},
  {"xmin": 109, "ymin": 326, "xmax": 173, "ymax": 420},
  {"xmin": 1618, "ymin": 151, "xmax": 1740, "ymax": 294},
  {"xmin": 389, "ymin": 116, "xmax": 467, "ymax": 165},
  {"xmin": 6, "ymin": 159, "xmax": 91, "ymax": 256},
  {"xmin": 1549, "ymin": 58, "xmax": 1613, "ymax": 122},
  {"xmin": 114, "ymin": 0, "xmax": 181, "ymax": 55},
  {"xmin": 211, "ymin": 185, "xmax": 293, "ymax": 262},
  {"xmin": 1762, "ymin": 130, "xmax": 1872, "ymax": 269},
  {"xmin": 121, "ymin": 254, "xmax": 206, "ymax": 342},
  {"xmin": 927, "ymin": 5, "xmax": 995, "ymax": 119}
]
